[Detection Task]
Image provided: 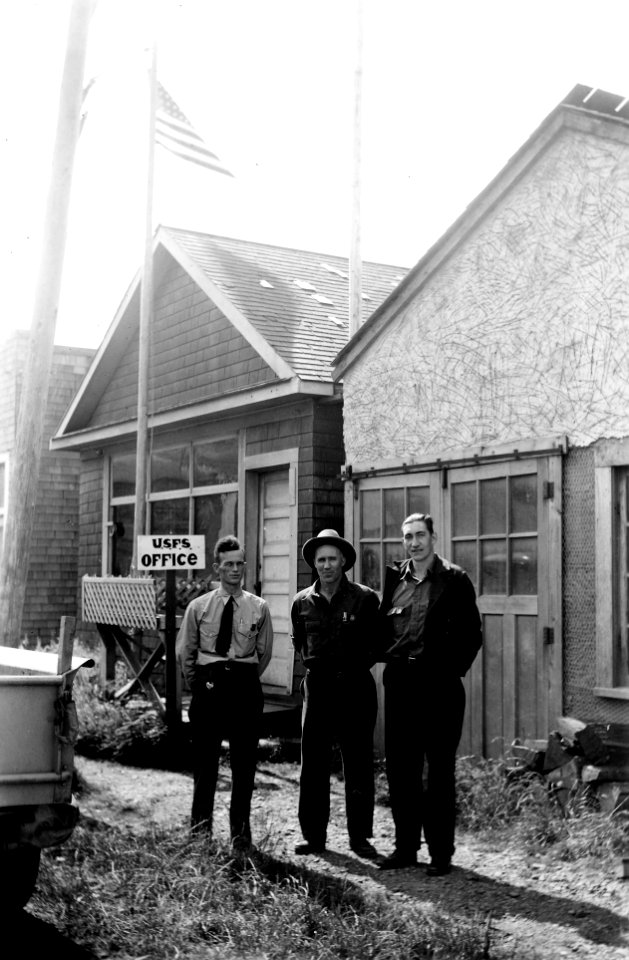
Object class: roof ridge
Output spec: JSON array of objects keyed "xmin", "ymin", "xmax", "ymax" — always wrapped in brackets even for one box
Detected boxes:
[{"xmin": 159, "ymin": 224, "xmax": 409, "ymax": 270}]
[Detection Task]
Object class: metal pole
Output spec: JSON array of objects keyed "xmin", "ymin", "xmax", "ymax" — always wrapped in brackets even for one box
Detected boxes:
[{"xmin": 131, "ymin": 38, "xmax": 157, "ymax": 571}]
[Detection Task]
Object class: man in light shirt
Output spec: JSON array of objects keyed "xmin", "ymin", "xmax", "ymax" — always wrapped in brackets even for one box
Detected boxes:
[{"xmin": 176, "ymin": 535, "xmax": 273, "ymax": 852}]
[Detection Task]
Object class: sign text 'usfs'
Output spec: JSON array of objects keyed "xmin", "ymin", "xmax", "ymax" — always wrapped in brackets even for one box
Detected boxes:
[{"xmin": 137, "ymin": 535, "xmax": 206, "ymax": 570}]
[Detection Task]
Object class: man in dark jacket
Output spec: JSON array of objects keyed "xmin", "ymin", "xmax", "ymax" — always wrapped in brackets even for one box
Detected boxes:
[
  {"xmin": 290, "ymin": 529, "xmax": 381, "ymax": 859},
  {"xmin": 379, "ymin": 513, "xmax": 482, "ymax": 875}
]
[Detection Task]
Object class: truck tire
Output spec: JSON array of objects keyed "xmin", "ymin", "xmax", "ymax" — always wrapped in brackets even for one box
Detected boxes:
[{"xmin": 0, "ymin": 845, "xmax": 41, "ymax": 908}]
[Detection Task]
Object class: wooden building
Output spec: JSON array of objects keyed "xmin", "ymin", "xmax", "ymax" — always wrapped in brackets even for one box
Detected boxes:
[
  {"xmin": 333, "ymin": 86, "xmax": 629, "ymax": 756},
  {"xmin": 0, "ymin": 332, "xmax": 94, "ymax": 644},
  {"xmin": 50, "ymin": 227, "xmax": 407, "ymax": 711}
]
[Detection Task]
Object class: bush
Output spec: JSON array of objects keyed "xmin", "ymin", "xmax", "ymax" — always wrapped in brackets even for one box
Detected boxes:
[{"xmin": 73, "ymin": 674, "xmax": 190, "ymax": 769}]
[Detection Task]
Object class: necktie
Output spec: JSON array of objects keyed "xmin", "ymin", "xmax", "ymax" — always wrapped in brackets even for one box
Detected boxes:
[{"xmin": 215, "ymin": 595, "xmax": 234, "ymax": 657}]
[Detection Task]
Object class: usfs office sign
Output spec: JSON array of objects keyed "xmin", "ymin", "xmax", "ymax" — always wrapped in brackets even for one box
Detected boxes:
[{"xmin": 137, "ymin": 536, "xmax": 206, "ymax": 570}]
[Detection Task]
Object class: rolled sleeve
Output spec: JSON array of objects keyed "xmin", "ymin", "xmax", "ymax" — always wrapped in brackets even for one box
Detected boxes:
[{"xmin": 175, "ymin": 603, "xmax": 201, "ymax": 688}]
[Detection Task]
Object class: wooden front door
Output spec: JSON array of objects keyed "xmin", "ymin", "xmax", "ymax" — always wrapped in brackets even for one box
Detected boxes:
[{"xmin": 257, "ymin": 469, "xmax": 295, "ymax": 693}]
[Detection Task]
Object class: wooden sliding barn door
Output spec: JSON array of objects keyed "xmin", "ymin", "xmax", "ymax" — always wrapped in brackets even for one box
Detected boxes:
[{"xmin": 443, "ymin": 457, "xmax": 562, "ymax": 757}]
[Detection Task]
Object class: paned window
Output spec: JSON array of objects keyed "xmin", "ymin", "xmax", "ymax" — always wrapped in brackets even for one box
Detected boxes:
[
  {"xmin": 451, "ymin": 473, "xmax": 537, "ymax": 596},
  {"xmin": 109, "ymin": 437, "xmax": 238, "ymax": 577},
  {"xmin": 358, "ymin": 483, "xmax": 431, "ymax": 591}
]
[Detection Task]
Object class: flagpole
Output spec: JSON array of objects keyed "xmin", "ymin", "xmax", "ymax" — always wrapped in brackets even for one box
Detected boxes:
[
  {"xmin": 0, "ymin": 0, "xmax": 96, "ymax": 646},
  {"xmin": 349, "ymin": 0, "xmax": 363, "ymax": 338},
  {"xmin": 131, "ymin": 38, "xmax": 157, "ymax": 572}
]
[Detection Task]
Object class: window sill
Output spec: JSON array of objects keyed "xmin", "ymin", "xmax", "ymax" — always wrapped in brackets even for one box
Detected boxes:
[{"xmin": 594, "ymin": 686, "xmax": 629, "ymax": 701}]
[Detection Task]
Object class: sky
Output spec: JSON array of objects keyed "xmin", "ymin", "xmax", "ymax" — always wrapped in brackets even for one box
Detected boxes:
[{"xmin": 2, "ymin": 0, "xmax": 629, "ymax": 350}]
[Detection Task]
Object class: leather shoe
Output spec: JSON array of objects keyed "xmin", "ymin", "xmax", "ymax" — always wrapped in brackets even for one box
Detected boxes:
[
  {"xmin": 378, "ymin": 850, "xmax": 417, "ymax": 870},
  {"xmin": 426, "ymin": 859, "xmax": 451, "ymax": 876},
  {"xmin": 349, "ymin": 839, "xmax": 379, "ymax": 859},
  {"xmin": 231, "ymin": 836, "xmax": 252, "ymax": 855},
  {"xmin": 294, "ymin": 841, "xmax": 326, "ymax": 855}
]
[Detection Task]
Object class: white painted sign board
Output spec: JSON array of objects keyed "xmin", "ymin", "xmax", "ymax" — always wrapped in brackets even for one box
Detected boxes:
[{"xmin": 136, "ymin": 535, "xmax": 206, "ymax": 570}]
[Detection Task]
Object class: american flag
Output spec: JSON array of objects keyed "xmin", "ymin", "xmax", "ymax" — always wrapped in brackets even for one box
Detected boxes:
[{"xmin": 155, "ymin": 83, "xmax": 233, "ymax": 177}]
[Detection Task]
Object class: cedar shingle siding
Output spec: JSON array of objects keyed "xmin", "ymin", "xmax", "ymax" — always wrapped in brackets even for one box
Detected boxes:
[
  {"xmin": 88, "ymin": 256, "xmax": 277, "ymax": 429},
  {"xmin": 0, "ymin": 334, "xmax": 94, "ymax": 643}
]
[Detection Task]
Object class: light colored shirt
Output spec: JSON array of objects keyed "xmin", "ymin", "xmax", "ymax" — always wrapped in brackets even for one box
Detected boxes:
[{"xmin": 176, "ymin": 586, "xmax": 273, "ymax": 686}]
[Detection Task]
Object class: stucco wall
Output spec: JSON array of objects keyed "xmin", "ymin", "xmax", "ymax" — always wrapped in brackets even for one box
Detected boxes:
[{"xmin": 344, "ymin": 126, "xmax": 629, "ymax": 464}]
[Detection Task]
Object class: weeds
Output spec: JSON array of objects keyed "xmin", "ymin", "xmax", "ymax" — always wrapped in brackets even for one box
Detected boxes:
[
  {"xmin": 456, "ymin": 755, "xmax": 535, "ymax": 831},
  {"xmin": 455, "ymin": 755, "xmax": 629, "ymax": 859}
]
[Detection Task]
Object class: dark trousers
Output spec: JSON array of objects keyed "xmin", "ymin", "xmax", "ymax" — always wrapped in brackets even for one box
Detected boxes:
[
  {"xmin": 298, "ymin": 668, "xmax": 377, "ymax": 845},
  {"xmin": 188, "ymin": 663, "xmax": 263, "ymax": 842},
  {"xmin": 384, "ymin": 662, "xmax": 465, "ymax": 862}
]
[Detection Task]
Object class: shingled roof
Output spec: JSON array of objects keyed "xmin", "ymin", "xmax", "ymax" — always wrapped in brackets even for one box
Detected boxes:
[
  {"xmin": 51, "ymin": 228, "xmax": 409, "ymax": 445},
  {"xmin": 161, "ymin": 226, "xmax": 408, "ymax": 383}
]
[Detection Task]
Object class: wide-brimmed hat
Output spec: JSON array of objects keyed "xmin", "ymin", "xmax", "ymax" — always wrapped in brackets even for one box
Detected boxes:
[{"xmin": 302, "ymin": 529, "xmax": 356, "ymax": 570}]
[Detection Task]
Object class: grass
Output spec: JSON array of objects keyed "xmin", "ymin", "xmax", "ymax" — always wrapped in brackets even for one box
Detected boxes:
[{"xmin": 33, "ymin": 826, "xmax": 491, "ymax": 960}]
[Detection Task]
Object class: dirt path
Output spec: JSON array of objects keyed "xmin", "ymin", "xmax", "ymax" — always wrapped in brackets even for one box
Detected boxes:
[{"xmin": 75, "ymin": 757, "xmax": 629, "ymax": 960}]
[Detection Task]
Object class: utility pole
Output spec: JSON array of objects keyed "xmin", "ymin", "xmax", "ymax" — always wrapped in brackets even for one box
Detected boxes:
[{"xmin": 0, "ymin": 0, "xmax": 96, "ymax": 646}]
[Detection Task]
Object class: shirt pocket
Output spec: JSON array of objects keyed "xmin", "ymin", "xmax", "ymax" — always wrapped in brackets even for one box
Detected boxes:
[
  {"xmin": 387, "ymin": 606, "xmax": 407, "ymax": 617},
  {"xmin": 387, "ymin": 605, "xmax": 410, "ymax": 640},
  {"xmin": 235, "ymin": 619, "xmax": 259, "ymax": 656}
]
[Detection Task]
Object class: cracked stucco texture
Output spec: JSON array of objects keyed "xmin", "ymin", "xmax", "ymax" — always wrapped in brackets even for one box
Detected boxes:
[{"xmin": 344, "ymin": 128, "xmax": 629, "ymax": 464}]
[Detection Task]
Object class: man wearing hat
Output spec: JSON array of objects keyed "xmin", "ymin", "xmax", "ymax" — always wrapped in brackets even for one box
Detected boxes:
[{"xmin": 290, "ymin": 529, "xmax": 381, "ymax": 858}]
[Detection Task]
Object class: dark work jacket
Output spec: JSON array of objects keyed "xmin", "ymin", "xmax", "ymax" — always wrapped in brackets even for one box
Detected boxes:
[
  {"xmin": 291, "ymin": 574, "xmax": 381, "ymax": 672},
  {"xmin": 379, "ymin": 555, "xmax": 482, "ymax": 677}
]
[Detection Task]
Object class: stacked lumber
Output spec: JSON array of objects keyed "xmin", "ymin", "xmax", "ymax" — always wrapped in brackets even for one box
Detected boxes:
[{"xmin": 508, "ymin": 717, "xmax": 629, "ymax": 813}]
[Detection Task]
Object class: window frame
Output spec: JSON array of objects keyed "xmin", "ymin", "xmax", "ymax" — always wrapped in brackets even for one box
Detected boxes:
[
  {"xmin": 353, "ymin": 473, "xmax": 442, "ymax": 593},
  {"xmin": 594, "ymin": 441, "xmax": 629, "ymax": 699},
  {"xmin": 0, "ymin": 454, "xmax": 8, "ymax": 545},
  {"xmin": 449, "ymin": 465, "xmax": 539, "ymax": 599},
  {"xmin": 107, "ymin": 435, "xmax": 239, "ymax": 576}
]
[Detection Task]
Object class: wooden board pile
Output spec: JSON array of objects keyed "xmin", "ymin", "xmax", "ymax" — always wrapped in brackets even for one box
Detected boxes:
[{"xmin": 508, "ymin": 716, "xmax": 629, "ymax": 814}]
